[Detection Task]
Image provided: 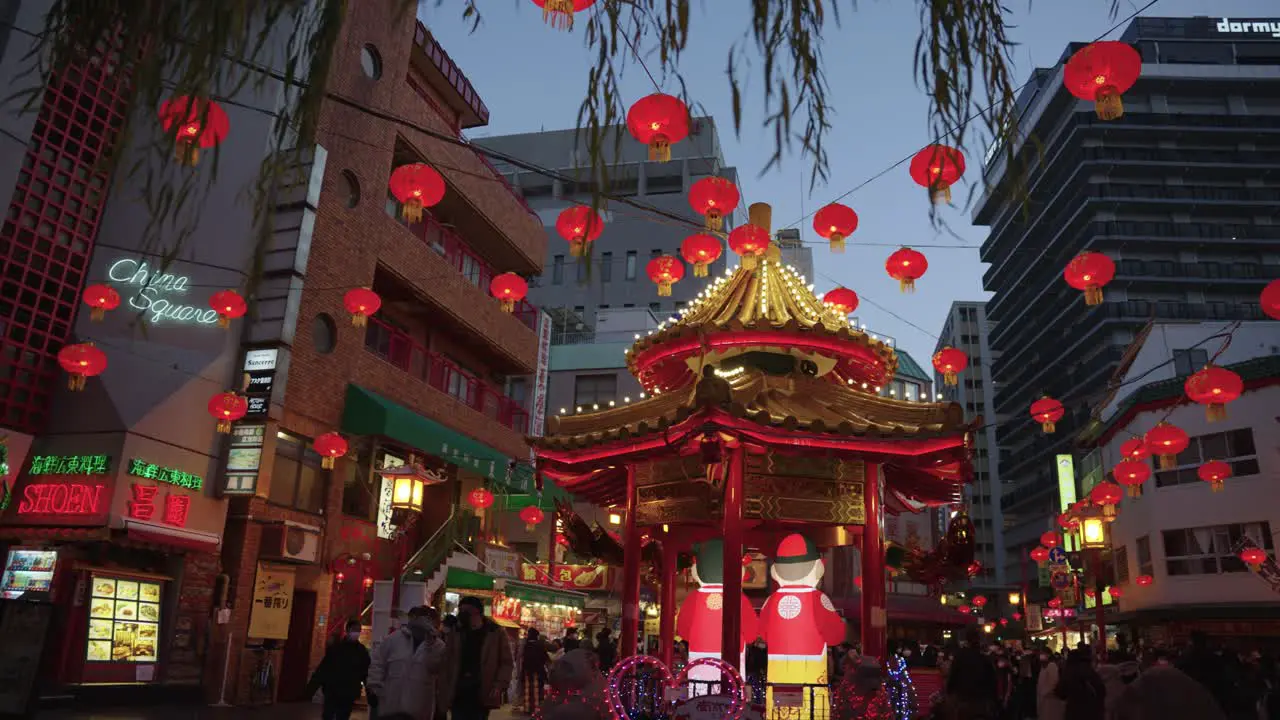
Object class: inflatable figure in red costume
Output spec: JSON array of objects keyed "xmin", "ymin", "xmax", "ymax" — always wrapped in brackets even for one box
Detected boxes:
[
  {"xmin": 759, "ymin": 533, "xmax": 847, "ymax": 712},
  {"xmin": 675, "ymin": 539, "xmax": 758, "ymax": 695}
]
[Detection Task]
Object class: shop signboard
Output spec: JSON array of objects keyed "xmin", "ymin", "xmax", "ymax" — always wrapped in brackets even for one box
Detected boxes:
[
  {"xmin": 223, "ymin": 424, "xmax": 265, "ymax": 495},
  {"xmin": 486, "ymin": 546, "xmax": 520, "ymax": 579},
  {"xmin": 127, "ymin": 458, "xmax": 203, "ymax": 491},
  {"xmin": 104, "ymin": 258, "xmax": 221, "ymax": 326},
  {"xmin": 15, "ymin": 454, "xmax": 114, "ymax": 526},
  {"xmin": 520, "ymin": 563, "xmax": 612, "ymax": 591},
  {"xmin": 242, "ymin": 349, "xmax": 278, "ymax": 419},
  {"xmin": 247, "ymin": 564, "xmax": 295, "ymax": 640},
  {"xmin": 1025, "ymin": 604, "xmax": 1043, "ymax": 632}
]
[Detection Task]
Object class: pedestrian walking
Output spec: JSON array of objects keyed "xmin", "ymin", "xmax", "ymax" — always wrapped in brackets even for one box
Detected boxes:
[
  {"xmin": 561, "ymin": 627, "xmax": 581, "ymax": 653},
  {"xmin": 521, "ymin": 628, "xmax": 551, "ymax": 714},
  {"xmin": 595, "ymin": 628, "xmax": 617, "ymax": 673},
  {"xmin": 367, "ymin": 606, "xmax": 447, "ymax": 720},
  {"xmin": 442, "ymin": 595, "xmax": 515, "ymax": 720},
  {"xmin": 1056, "ymin": 649, "xmax": 1106, "ymax": 720},
  {"xmin": 306, "ymin": 619, "xmax": 371, "ymax": 720}
]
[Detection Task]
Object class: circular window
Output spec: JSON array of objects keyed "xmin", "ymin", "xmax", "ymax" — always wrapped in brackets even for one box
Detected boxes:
[
  {"xmin": 341, "ymin": 170, "xmax": 361, "ymax": 209},
  {"xmin": 313, "ymin": 313, "xmax": 337, "ymax": 354},
  {"xmin": 360, "ymin": 45, "xmax": 382, "ymax": 80}
]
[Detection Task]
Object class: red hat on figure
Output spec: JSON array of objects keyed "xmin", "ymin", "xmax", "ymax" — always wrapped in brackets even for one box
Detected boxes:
[{"xmin": 775, "ymin": 534, "xmax": 822, "ymax": 564}]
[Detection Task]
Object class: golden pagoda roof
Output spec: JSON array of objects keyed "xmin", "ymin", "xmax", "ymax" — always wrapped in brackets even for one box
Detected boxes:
[{"xmin": 535, "ymin": 366, "xmax": 969, "ymax": 452}]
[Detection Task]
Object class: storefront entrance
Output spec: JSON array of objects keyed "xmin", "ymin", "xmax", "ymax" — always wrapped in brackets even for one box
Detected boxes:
[{"xmin": 276, "ymin": 590, "xmax": 317, "ymax": 702}]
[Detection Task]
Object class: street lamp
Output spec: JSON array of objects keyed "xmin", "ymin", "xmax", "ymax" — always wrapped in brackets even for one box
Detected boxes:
[
  {"xmin": 1008, "ymin": 592, "xmax": 1021, "ymax": 606},
  {"xmin": 379, "ymin": 457, "xmax": 445, "ymax": 623},
  {"xmin": 1079, "ymin": 516, "xmax": 1108, "ymax": 550},
  {"xmin": 1076, "ymin": 511, "xmax": 1110, "ymax": 661}
]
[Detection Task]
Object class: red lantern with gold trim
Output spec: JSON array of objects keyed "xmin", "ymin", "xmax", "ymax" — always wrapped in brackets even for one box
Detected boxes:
[
  {"xmin": 490, "ymin": 273, "xmax": 529, "ymax": 313},
  {"xmin": 1135, "ymin": 574, "xmax": 1153, "ymax": 587},
  {"xmin": 1089, "ymin": 481, "xmax": 1124, "ymax": 518},
  {"xmin": 813, "ymin": 203, "xmax": 859, "ymax": 253},
  {"xmin": 626, "ymin": 93, "xmax": 689, "ymax": 162},
  {"xmin": 1113, "ymin": 460, "xmax": 1151, "ymax": 497},
  {"xmin": 1108, "ymin": 586, "xmax": 1123, "ymax": 599},
  {"xmin": 1064, "ymin": 252, "xmax": 1115, "ymax": 306},
  {"xmin": 909, "ymin": 144, "xmax": 966, "ymax": 204},
  {"xmin": 313, "ymin": 432, "xmax": 349, "ymax": 470},
  {"xmin": 1184, "ymin": 365, "xmax": 1243, "ymax": 423},
  {"xmin": 519, "ymin": 505, "xmax": 545, "ymax": 531},
  {"xmin": 82, "ymin": 284, "xmax": 120, "ymax": 322},
  {"xmin": 468, "ymin": 487, "xmax": 495, "ymax": 510},
  {"xmin": 1040, "ymin": 532, "xmax": 1060, "ymax": 549},
  {"xmin": 1030, "ymin": 396, "xmax": 1065, "ymax": 433},
  {"xmin": 556, "ymin": 206, "xmax": 604, "ymax": 257},
  {"xmin": 1197, "ymin": 459, "xmax": 1232, "ymax": 493},
  {"xmin": 1120, "ymin": 438, "xmax": 1150, "ymax": 462},
  {"xmin": 646, "ymin": 255, "xmax": 685, "ymax": 297},
  {"xmin": 688, "ymin": 177, "xmax": 740, "ymax": 232},
  {"xmin": 823, "ymin": 288, "xmax": 859, "ymax": 316},
  {"xmin": 531, "ymin": 0, "xmax": 596, "ymax": 31},
  {"xmin": 1063, "ymin": 41, "xmax": 1142, "ymax": 121},
  {"xmin": 207, "ymin": 391, "xmax": 248, "ymax": 433},
  {"xmin": 971, "ymin": 595, "xmax": 988, "ymax": 610},
  {"xmin": 886, "ymin": 247, "xmax": 927, "ymax": 293},
  {"xmin": 1030, "ymin": 546, "xmax": 1050, "ymax": 566},
  {"xmin": 343, "ymin": 288, "xmax": 382, "ymax": 327},
  {"xmin": 680, "ymin": 234, "xmax": 723, "ymax": 277},
  {"xmin": 727, "ymin": 224, "xmax": 771, "ymax": 270},
  {"xmin": 1144, "ymin": 422, "xmax": 1189, "ymax": 470},
  {"xmin": 389, "ymin": 163, "xmax": 446, "ymax": 223},
  {"xmin": 1241, "ymin": 547, "xmax": 1267, "ymax": 570},
  {"xmin": 57, "ymin": 342, "xmax": 107, "ymax": 391},
  {"xmin": 209, "ymin": 290, "xmax": 247, "ymax": 328},
  {"xmin": 158, "ymin": 96, "xmax": 230, "ymax": 166},
  {"xmin": 957, "ymin": 604, "xmax": 971, "ymax": 615},
  {"xmin": 932, "ymin": 346, "xmax": 968, "ymax": 386}
]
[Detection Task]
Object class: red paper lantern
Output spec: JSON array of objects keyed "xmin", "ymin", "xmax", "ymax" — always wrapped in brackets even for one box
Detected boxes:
[
  {"xmin": 823, "ymin": 288, "xmax": 859, "ymax": 316},
  {"xmin": 854, "ymin": 576, "xmax": 863, "ymax": 589},
  {"xmin": 1184, "ymin": 365, "xmax": 1243, "ymax": 423},
  {"xmin": 971, "ymin": 595, "xmax": 988, "ymax": 609},
  {"xmin": 555, "ymin": 206, "xmax": 604, "ymax": 257},
  {"xmin": 519, "ymin": 506, "xmax": 545, "ymax": 531},
  {"xmin": 680, "ymin": 234, "xmax": 723, "ymax": 277},
  {"xmin": 1058, "ymin": 513, "xmax": 1079, "ymax": 531},
  {"xmin": 1063, "ymin": 41, "xmax": 1142, "ymax": 121},
  {"xmin": 727, "ymin": 224, "xmax": 771, "ymax": 269},
  {"xmin": 468, "ymin": 487, "xmax": 495, "ymax": 510},
  {"xmin": 158, "ymin": 96, "xmax": 230, "ymax": 166},
  {"xmin": 909, "ymin": 144, "xmax": 966, "ymax": 204},
  {"xmin": 1197, "ymin": 459, "xmax": 1232, "ymax": 493},
  {"xmin": 967, "ymin": 561, "xmax": 982, "ymax": 578},
  {"xmin": 1013, "ymin": 612, "xmax": 1023, "ymax": 621},
  {"xmin": 1048, "ymin": 598, "xmax": 1062, "ymax": 609},
  {"xmin": 688, "ymin": 177, "xmax": 740, "ymax": 232},
  {"xmin": 1108, "ymin": 586, "xmax": 1123, "ymax": 599},
  {"xmin": 82, "ymin": 284, "xmax": 121, "ymax": 322},
  {"xmin": 313, "ymin": 432, "xmax": 348, "ymax": 470},
  {"xmin": 957, "ymin": 604, "xmax": 971, "ymax": 615},
  {"xmin": 363, "ymin": 576, "xmax": 374, "ymax": 589},
  {"xmin": 490, "ymin": 273, "xmax": 529, "ymax": 313},
  {"xmin": 625, "ymin": 93, "xmax": 690, "ymax": 162},
  {"xmin": 932, "ymin": 346, "xmax": 968, "ymax": 386},
  {"xmin": 886, "ymin": 247, "xmax": 927, "ymax": 293},
  {"xmin": 999, "ymin": 618, "xmax": 1009, "ymax": 626},
  {"xmin": 388, "ymin": 163, "xmax": 446, "ymax": 223},
  {"xmin": 1084, "ymin": 587, "xmax": 1097, "ymax": 599},
  {"xmin": 1040, "ymin": 532, "xmax": 1060, "ymax": 548},
  {"xmin": 209, "ymin": 289, "xmax": 247, "ymax": 328},
  {"xmin": 335, "ymin": 571, "xmax": 346, "ymax": 584},
  {"xmin": 1030, "ymin": 396, "xmax": 1065, "ymax": 433},
  {"xmin": 1262, "ymin": 279, "xmax": 1280, "ymax": 320},
  {"xmin": 531, "ymin": 0, "xmax": 596, "ymax": 31},
  {"xmin": 813, "ymin": 203, "xmax": 859, "ymax": 253},
  {"xmin": 1120, "ymin": 438, "xmax": 1150, "ymax": 461},
  {"xmin": 1241, "ymin": 547, "xmax": 1267, "ymax": 570},
  {"xmin": 1144, "ymin": 422, "xmax": 1189, "ymax": 470},
  {"xmin": 57, "ymin": 342, "xmax": 107, "ymax": 391},
  {"xmin": 1064, "ymin": 252, "xmax": 1115, "ymax": 306},
  {"xmin": 646, "ymin": 255, "xmax": 685, "ymax": 297},
  {"xmin": 1113, "ymin": 460, "xmax": 1151, "ymax": 497},
  {"xmin": 343, "ymin": 288, "xmax": 382, "ymax": 327},
  {"xmin": 1089, "ymin": 481, "xmax": 1124, "ymax": 518},
  {"xmin": 1135, "ymin": 575, "xmax": 1153, "ymax": 587},
  {"xmin": 207, "ymin": 391, "xmax": 248, "ymax": 433},
  {"xmin": 1030, "ymin": 546, "xmax": 1050, "ymax": 566}
]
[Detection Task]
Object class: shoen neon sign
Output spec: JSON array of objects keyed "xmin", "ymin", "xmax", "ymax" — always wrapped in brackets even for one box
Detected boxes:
[
  {"xmin": 107, "ymin": 258, "xmax": 221, "ymax": 326},
  {"xmin": 18, "ymin": 482, "xmax": 107, "ymax": 515}
]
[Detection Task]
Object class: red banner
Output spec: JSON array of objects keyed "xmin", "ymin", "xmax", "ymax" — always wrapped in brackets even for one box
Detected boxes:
[{"xmin": 521, "ymin": 563, "xmax": 612, "ymax": 591}]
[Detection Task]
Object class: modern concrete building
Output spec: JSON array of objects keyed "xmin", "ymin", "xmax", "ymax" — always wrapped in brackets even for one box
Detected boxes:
[
  {"xmin": 933, "ymin": 302, "xmax": 1005, "ymax": 589},
  {"xmin": 1076, "ymin": 321, "xmax": 1280, "ymax": 645},
  {"xmin": 975, "ymin": 16, "xmax": 1280, "ymax": 591}
]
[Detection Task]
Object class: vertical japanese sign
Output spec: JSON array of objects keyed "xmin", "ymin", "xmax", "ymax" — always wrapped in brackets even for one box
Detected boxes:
[
  {"xmin": 223, "ymin": 424, "xmax": 265, "ymax": 495},
  {"xmin": 530, "ymin": 311, "xmax": 552, "ymax": 440},
  {"xmin": 1056, "ymin": 454, "xmax": 1079, "ymax": 552},
  {"xmin": 247, "ymin": 564, "xmax": 295, "ymax": 640}
]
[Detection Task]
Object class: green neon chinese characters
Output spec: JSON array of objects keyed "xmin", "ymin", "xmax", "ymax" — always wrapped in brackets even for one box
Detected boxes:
[
  {"xmin": 28, "ymin": 454, "xmax": 111, "ymax": 476},
  {"xmin": 128, "ymin": 458, "xmax": 203, "ymax": 491}
]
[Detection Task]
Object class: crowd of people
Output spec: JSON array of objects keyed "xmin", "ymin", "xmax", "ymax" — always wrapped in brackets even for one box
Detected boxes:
[{"xmin": 516, "ymin": 626, "xmax": 620, "ymax": 713}]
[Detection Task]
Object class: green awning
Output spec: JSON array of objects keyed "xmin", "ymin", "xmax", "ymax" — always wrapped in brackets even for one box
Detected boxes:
[
  {"xmin": 495, "ymin": 579, "xmax": 587, "ymax": 610},
  {"xmin": 496, "ymin": 483, "xmax": 573, "ymax": 512},
  {"xmin": 343, "ymin": 384, "xmax": 522, "ymax": 487},
  {"xmin": 445, "ymin": 567, "xmax": 495, "ymax": 592}
]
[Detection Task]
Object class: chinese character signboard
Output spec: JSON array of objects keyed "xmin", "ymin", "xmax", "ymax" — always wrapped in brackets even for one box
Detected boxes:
[
  {"xmin": 520, "ymin": 563, "xmax": 612, "ymax": 591},
  {"xmin": 247, "ymin": 564, "xmax": 295, "ymax": 640},
  {"xmin": 28, "ymin": 454, "xmax": 111, "ymax": 476},
  {"xmin": 125, "ymin": 483, "xmax": 193, "ymax": 529},
  {"xmin": 486, "ymin": 547, "xmax": 520, "ymax": 579},
  {"xmin": 223, "ymin": 424, "xmax": 265, "ymax": 495},
  {"xmin": 127, "ymin": 459, "xmax": 202, "ymax": 490}
]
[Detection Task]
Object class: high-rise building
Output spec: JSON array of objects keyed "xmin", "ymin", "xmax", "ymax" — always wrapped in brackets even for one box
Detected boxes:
[
  {"xmin": 976, "ymin": 16, "xmax": 1279, "ymax": 590},
  {"xmin": 933, "ymin": 302, "xmax": 1005, "ymax": 587}
]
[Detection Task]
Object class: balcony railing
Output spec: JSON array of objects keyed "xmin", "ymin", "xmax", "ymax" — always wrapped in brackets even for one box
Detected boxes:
[{"xmin": 364, "ymin": 316, "xmax": 531, "ymax": 434}]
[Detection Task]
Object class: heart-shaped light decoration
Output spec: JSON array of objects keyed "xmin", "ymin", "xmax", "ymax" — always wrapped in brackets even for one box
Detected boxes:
[{"xmin": 605, "ymin": 655, "xmax": 747, "ymax": 720}]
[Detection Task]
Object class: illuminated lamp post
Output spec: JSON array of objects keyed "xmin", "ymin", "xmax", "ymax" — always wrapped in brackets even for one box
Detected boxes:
[
  {"xmin": 1078, "ymin": 511, "xmax": 1111, "ymax": 662},
  {"xmin": 379, "ymin": 457, "xmax": 441, "ymax": 625}
]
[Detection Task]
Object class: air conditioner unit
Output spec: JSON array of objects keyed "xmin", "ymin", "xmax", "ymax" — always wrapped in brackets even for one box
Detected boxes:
[{"xmin": 260, "ymin": 524, "xmax": 320, "ymax": 564}]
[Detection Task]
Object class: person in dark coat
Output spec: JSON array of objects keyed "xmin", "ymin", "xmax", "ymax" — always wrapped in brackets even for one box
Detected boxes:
[
  {"xmin": 595, "ymin": 629, "xmax": 617, "ymax": 673},
  {"xmin": 521, "ymin": 628, "xmax": 551, "ymax": 713},
  {"xmin": 307, "ymin": 619, "xmax": 372, "ymax": 720},
  {"xmin": 561, "ymin": 627, "xmax": 581, "ymax": 653},
  {"xmin": 944, "ymin": 629, "xmax": 998, "ymax": 717},
  {"xmin": 1055, "ymin": 649, "xmax": 1105, "ymax": 720}
]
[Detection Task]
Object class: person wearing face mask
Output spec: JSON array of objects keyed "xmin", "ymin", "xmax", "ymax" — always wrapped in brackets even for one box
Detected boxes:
[
  {"xmin": 307, "ymin": 619, "xmax": 371, "ymax": 720},
  {"xmin": 441, "ymin": 596, "xmax": 515, "ymax": 720},
  {"xmin": 367, "ymin": 606, "xmax": 447, "ymax": 720}
]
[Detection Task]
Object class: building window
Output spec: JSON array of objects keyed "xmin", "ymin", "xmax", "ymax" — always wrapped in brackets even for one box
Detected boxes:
[
  {"xmin": 625, "ymin": 251, "xmax": 638, "ymax": 280},
  {"xmin": 1172, "ymin": 348, "xmax": 1208, "ymax": 376},
  {"xmin": 1154, "ymin": 428, "xmax": 1258, "ymax": 489},
  {"xmin": 1136, "ymin": 536, "xmax": 1153, "ymax": 577},
  {"xmin": 601, "ymin": 252, "xmax": 613, "ymax": 282},
  {"xmin": 902, "ymin": 382, "xmax": 919, "ymax": 401},
  {"xmin": 269, "ymin": 432, "xmax": 328, "ymax": 514},
  {"xmin": 649, "ymin": 302, "xmax": 661, "ymax": 314},
  {"xmin": 552, "ymin": 255, "xmax": 564, "ymax": 285},
  {"xmin": 574, "ymin": 374, "xmax": 617, "ymax": 408},
  {"xmin": 1114, "ymin": 546, "xmax": 1129, "ymax": 583},
  {"xmin": 1163, "ymin": 522, "xmax": 1274, "ymax": 576}
]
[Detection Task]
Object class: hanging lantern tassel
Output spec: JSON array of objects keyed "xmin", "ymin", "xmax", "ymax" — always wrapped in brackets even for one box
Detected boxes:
[
  {"xmin": 176, "ymin": 138, "xmax": 200, "ymax": 166},
  {"xmin": 829, "ymin": 233, "xmax": 846, "ymax": 254},
  {"xmin": 541, "ymin": 0, "xmax": 576, "ymax": 30},
  {"xmin": 648, "ymin": 134, "xmax": 672, "ymax": 163},
  {"xmin": 740, "ymin": 254, "xmax": 758, "ymax": 271},
  {"xmin": 1209, "ymin": 478, "xmax": 1224, "ymax": 493},
  {"xmin": 1156, "ymin": 453, "xmax": 1175, "ymax": 471},
  {"xmin": 1205, "ymin": 402, "xmax": 1226, "ymax": 423},
  {"xmin": 1095, "ymin": 86, "xmax": 1124, "ymax": 121},
  {"xmin": 899, "ymin": 277, "xmax": 915, "ymax": 293},
  {"xmin": 704, "ymin": 210, "xmax": 723, "ymax": 232},
  {"xmin": 942, "ymin": 370, "xmax": 958, "ymax": 386},
  {"xmin": 656, "ymin": 279, "xmax": 673, "ymax": 297},
  {"xmin": 68, "ymin": 372, "xmax": 86, "ymax": 392},
  {"xmin": 930, "ymin": 181, "xmax": 951, "ymax": 205},
  {"xmin": 569, "ymin": 239, "xmax": 586, "ymax": 257},
  {"xmin": 401, "ymin": 197, "xmax": 424, "ymax": 224},
  {"xmin": 1125, "ymin": 485, "xmax": 1141, "ymax": 499},
  {"xmin": 1085, "ymin": 286, "xmax": 1103, "ymax": 306},
  {"xmin": 692, "ymin": 261, "xmax": 709, "ymax": 278},
  {"xmin": 321, "ymin": 455, "xmax": 335, "ymax": 470}
]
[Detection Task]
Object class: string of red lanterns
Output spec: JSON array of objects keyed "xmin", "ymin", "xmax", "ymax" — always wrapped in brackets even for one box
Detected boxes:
[
  {"xmin": 209, "ymin": 289, "xmax": 247, "ymax": 328},
  {"xmin": 1062, "ymin": 41, "xmax": 1142, "ymax": 121},
  {"xmin": 82, "ymin": 285, "xmax": 121, "ymax": 322},
  {"xmin": 885, "ymin": 247, "xmax": 927, "ymax": 293},
  {"xmin": 626, "ymin": 93, "xmax": 690, "ymax": 163},
  {"xmin": 679, "ymin": 234, "xmax": 722, "ymax": 278},
  {"xmin": 931, "ymin": 346, "xmax": 968, "ymax": 386},
  {"xmin": 490, "ymin": 273, "xmax": 529, "ymax": 313},
  {"xmin": 822, "ymin": 288, "xmax": 859, "ymax": 316},
  {"xmin": 687, "ymin": 178, "xmax": 739, "ymax": 232},
  {"xmin": 1030, "ymin": 396, "xmax": 1064, "ymax": 434},
  {"xmin": 812, "ymin": 203, "xmax": 858, "ymax": 253}
]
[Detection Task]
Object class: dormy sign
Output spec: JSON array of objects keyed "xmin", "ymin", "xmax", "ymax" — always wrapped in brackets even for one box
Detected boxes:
[{"xmin": 1215, "ymin": 18, "xmax": 1280, "ymax": 38}]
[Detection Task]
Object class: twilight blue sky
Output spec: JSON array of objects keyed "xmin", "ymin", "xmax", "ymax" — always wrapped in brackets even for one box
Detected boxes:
[{"xmin": 419, "ymin": 0, "xmax": 1269, "ymax": 364}]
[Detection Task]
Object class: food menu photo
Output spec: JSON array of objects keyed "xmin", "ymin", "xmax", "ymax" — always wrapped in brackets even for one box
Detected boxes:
[{"xmin": 86, "ymin": 575, "xmax": 161, "ymax": 664}]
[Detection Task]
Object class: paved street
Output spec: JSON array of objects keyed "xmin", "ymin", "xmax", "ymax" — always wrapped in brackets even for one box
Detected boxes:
[{"xmin": 33, "ymin": 704, "xmax": 527, "ymax": 720}]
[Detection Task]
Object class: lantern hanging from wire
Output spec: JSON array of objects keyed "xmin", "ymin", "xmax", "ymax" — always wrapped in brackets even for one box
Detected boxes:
[
  {"xmin": 1089, "ymin": 481, "xmax": 1124, "ymax": 518},
  {"xmin": 823, "ymin": 288, "xmax": 859, "ymax": 316},
  {"xmin": 1241, "ymin": 547, "xmax": 1267, "ymax": 570},
  {"xmin": 1184, "ymin": 365, "xmax": 1243, "ymax": 423},
  {"xmin": 207, "ymin": 391, "xmax": 248, "ymax": 433},
  {"xmin": 1063, "ymin": 41, "xmax": 1143, "ymax": 121},
  {"xmin": 908, "ymin": 144, "xmax": 966, "ymax": 204},
  {"xmin": 1144, "ymin": 422, "xmax": 1189, "ymax": 470},
  {"xmin": 1047, "ymin": 598, "xmax": 1062, "ymax": 609},
  {"xmin": 625, "ymin": 93, "xmax": 690, "ymax": 162},
  {"xmin": 812, "ymin": 203, "xmax": 859, "ymax": 253},
  {"xmin": 388, "ymin": 163, "xmax": 446, "ymax": 223},
  {"xmin": 158, "ymin": 96, "xmax": 230, "ymax": 166},
  {"xmin": 646, "ymin": 255, "xmax": 685, "ymax": 297},
  {"xmin": 1030, "ymin": 546, "xmax": 1050, "ymax": 566},
  {"xmin": 1197, "ymin": 459, "xmax": 1232, "ymax": 493},
  {"xmin": 489, "ymin": 273, "xmax": 529, "ymax": 313},
  {"xmin": 1040, "ymin": 532, "xmax": 1060, "ymax": 549},
  {"xmin": 82, "ymin": 284, "xmax": 121, "ymax": 322},
  {"xmin": 468, "ymin": 487, "xmax": 495, "ymax": 510},
  {"xmin": 531, "ymin": 0, "xmax": 596, "ymax": 31},
  {"xmin": 343, "ymin": 288, "xmax": 382, "ymax": 327},
  {"xmin": 1120, "ymin": 438, "xmax": 1150, "ymax": 461},
  {"xmin": 313, "ymin": 432, "xmax": 349, "ymax": 470},
  {"xmin": 57, "ymin": 342, "xmax": 107, "ymax": 391},
  {"xmin": 971, "ymin": 595, "xmax": 988, "ymax": 609},
  {"xmin": 885, "ymin": 247, "xmax": 928, "ymax": 292},
  {"xmin": 957, "ymin": 604, "xmax": 971, "ymax": 615},
  {"xmin": 1113, "ymin": 460, "xmax": 1151, "ymax": 497},
  {"xmin": 209, "ymin": 289, "xmax": 247, "ymax": 328},
  {"xmin": 555, "ymin": 205, "xmax": 604, "ymax": 257},
  {"xmin": 1063, "ymin": 252, "xmax": 1116, "ymax": 306},
  {"xmin": 1030, "ymin": 396, "xmax": 1065, "ymax": 433},
  {"xmin": 932, "ymin": 346, "xmax": 969, "ymax": 386},
  {"xmin": 1135, "ymin": 575, "xmax": 1153, "ymax": 587},
  {"xmin": 688, "ymin": 177, "xmax": 740, "ymax": 232},
  {"xmin": 1262, "ymin": 279, "xmax": 1280, "ymax": 320},
  {"xmin": 727, "ymin": 224, "xmax": 771, "ymax": 269},
  {"xmin": 519, "ymin": 505, "xmax": 545, "ymax": 531},
  {"xmin": 679, "ymin": 234, "xmax": 722, "ymax": 277}
]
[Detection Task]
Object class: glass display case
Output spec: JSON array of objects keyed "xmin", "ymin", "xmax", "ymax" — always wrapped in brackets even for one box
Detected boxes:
[{"xmin": 1, "ymin": 549, "xmax": 58, "ymax": 600}]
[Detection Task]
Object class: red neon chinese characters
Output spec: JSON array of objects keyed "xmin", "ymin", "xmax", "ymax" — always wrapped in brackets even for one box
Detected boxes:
[
  {"xmin": 127, "ymin": 485, "xmax": 160, "ymax": 521},
  {"xmin": 18, "ymin": 483, "xmax": 107, "ymax": 515},
  {"xmin": 164, "ymin": 494, "xmax": 192, "ymax": 527}
]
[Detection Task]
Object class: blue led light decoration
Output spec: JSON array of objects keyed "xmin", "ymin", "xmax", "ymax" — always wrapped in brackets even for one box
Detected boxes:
[{"xmin": 884, "ymin": 654, "xmax": 917, "ymax": 720}]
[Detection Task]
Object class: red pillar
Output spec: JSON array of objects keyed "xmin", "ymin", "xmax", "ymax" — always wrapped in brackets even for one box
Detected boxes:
[
  {"xmin": 720, "ymin": 444, "xmax": 746, "ymax": 670},
  {"xmin": 621, "ymin": 464, "xmax": 642, "ymax": 658},
  {"xmin": 548, "ymin": 508, "xmax": 558, "ymax": 586},
  {"xmin": 1092, "ymin": 548, "xmax": 1107, "ymax": 662},
  {"xmin": 660, "ymin": 539, "xmax": 678, "ymax": 668},
  {"xmin": 860, "ymin": 461, "xmax": 887, "ymax": 660}
]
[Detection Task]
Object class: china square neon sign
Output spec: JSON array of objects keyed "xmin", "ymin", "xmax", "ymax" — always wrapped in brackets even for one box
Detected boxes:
[
  {"xmin": 18, "ymin": 482, "xmax": 108, "ymax": 516},
  {"xmin": 107, "ymin": 258, "xmax": 221, "ymax": 326}
]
